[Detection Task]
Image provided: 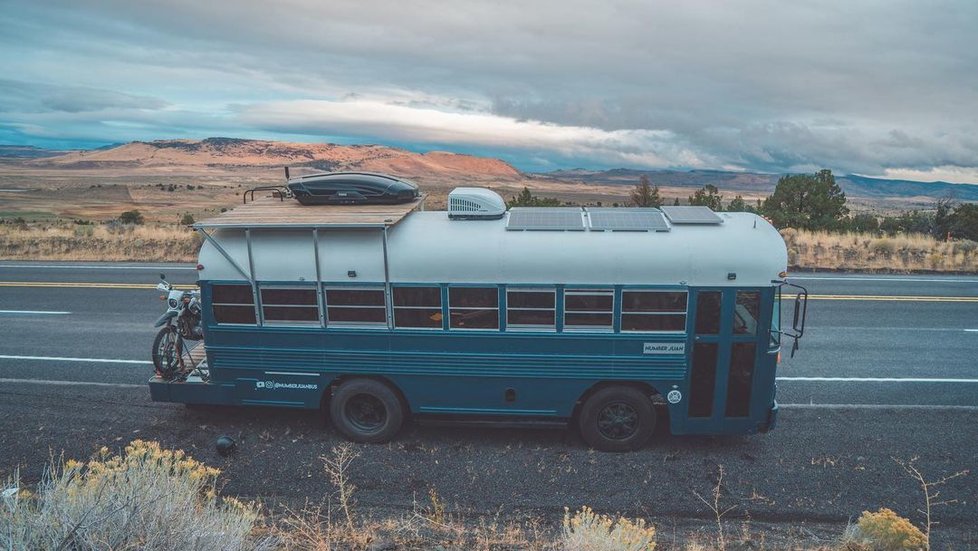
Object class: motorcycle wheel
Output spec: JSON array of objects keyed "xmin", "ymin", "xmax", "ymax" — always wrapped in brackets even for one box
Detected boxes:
[{"xmin": 152, "ymin": 326, "xmax": 181, "ymax": 379}]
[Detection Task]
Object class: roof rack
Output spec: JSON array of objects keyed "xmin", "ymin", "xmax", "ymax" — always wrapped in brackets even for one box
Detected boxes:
[
  {"xmin": 194, "ymin": 194, "xmax": 426, "ymax": 230},
  {"xmin": 243, "ymin": 185, "xmax": 292, "ymax": 204}
]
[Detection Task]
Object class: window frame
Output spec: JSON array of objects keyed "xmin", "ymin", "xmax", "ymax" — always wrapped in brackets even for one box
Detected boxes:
[
  {"xmin": 258, "ymin": 285, "xmax": 321, "ymax": 326},
  {"xmin": 619, "ymin": 289, "xmax": 688, "ymax": 333},
  {"xmin": 391, "ymin": 285, "xmax": 444, "ymax": 330},
  {"xmin": 210, "ymin": 283, "xmax": 258, "ymax": 326},
  {"xmin": 323, "ymin": 285, "xmax": 388, "ymax": 329},
  {"xmin": 505, "ymin": 287, "xmax": 557, "ymax": 332},
  {"xmin": 563, "ymin": 288, "xmax": 615, "ymax": 332},
  {"xmin": 448, "ymin": 286, "xmax": 500, "ymax": 331}
]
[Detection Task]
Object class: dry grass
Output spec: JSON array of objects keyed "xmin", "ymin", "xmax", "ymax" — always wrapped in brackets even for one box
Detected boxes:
[
  {"xmin": 0, "ymin": 221, "xmax": 200, "ymax": 262},
  {"xmin": 3, "ymin": 220, "xmax": 977, "ymax": 274},
  {"xmin": 784, "ymin": 229, "xmax": 978, "ymax": 273},
  {"xmin": 3, "ymin": 442, "xmax": 961, "ymax": 551}
]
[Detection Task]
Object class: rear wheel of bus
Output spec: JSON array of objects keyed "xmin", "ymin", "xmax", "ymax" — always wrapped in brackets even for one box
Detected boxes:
[
  {"xmin": 577, "ymin": 386, "xmax": 656, "ymax": 452},
  {"xmin": 329, "ymin": 379, "xmax": 404, "ymax": 443}
]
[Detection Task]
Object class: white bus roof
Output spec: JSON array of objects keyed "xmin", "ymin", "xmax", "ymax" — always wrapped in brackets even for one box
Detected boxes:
[{"xmin": 196, "ymin": 204, "xmax": 787, "ymax": 288}]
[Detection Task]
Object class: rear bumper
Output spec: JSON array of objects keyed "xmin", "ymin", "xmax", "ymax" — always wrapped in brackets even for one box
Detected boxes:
[
  {"xmin": 759, "ymin": 400, "xmax": 779, "ymax": 433},
  {"xmin": 148, "ymin": 377, "xmax": 235, "ymax": 405}
]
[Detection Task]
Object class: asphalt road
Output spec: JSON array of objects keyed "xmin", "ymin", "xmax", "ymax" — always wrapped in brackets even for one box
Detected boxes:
[{"xmin": 0, "ymin": 262, "xmax": 976, "ymax": 545}]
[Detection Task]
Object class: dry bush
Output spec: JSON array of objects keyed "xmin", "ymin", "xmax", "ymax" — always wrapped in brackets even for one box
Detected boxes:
[
  {"xmin": 840, "ymin": 508, "xmax": 926, "ymax": 551},
  {"xmin": 0, "ymin": 440, "xmax": 272, "ymax": 550},
  {"xmin": 0, "ymin": 221, "xmax": 200, "ymax": 261},
  {"xmin": 561, "ymin": 506, "xmax": 656, "ymax": 551},
  {"xmin": 782, "ymin": 229, "xmax": 978, "ymax": 272}
]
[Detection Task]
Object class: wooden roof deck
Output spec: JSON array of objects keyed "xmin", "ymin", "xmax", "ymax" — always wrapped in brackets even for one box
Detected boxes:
[{"xmin": 194, "ymin": 195, "xmax": 426, "ymax": 229}]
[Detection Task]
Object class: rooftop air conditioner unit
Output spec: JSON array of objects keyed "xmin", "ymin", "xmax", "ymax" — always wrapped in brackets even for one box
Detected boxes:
[{"xmin": 448, "ymin": 187, "xmax": 507, "ymax": 220}]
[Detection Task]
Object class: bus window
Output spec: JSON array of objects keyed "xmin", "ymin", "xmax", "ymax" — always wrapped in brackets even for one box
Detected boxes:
[
  {"xmin": 393, "ymin": 286, "xmax": 443, "ymax": 329},
  {"xmin": 260, "ymin": 287, "xmax": 319, "ymax": 325},
  {"xmin": 733, "ymin": 291, "xmax": 760, "ymax": 335},
  {"xmin": 725, "ymin": 343, "xmax": 756, "ymax": 417},
  {"xmin": 770, "ymin": 291, "xmax": 781, "ymax": 348},
  {"xmin": 506, "ymin": 288, "xmax": 556, "ymax": 330},
  {"xmin": 449, "ymin": 287, "xmax": 499, "ymax": 329},
  {"xmin": 694, "ymin": 291, "xmax": 721, "ymax": 334},
  {"xmin": 324, "ymin": 287, "xmax": 387, "ymax": 327},
  {"xmin": 620, "ymin": 290, "xmax": 687, "ymax": 332},
  {"xmin": 564, "ymin": 289, "xmax": 613, "ymax": 331},
  {"xmin": 689, "ymin": 342, "xmax": 718, "ymax": 417},
  {"xmin": 212, "ymin": 284, "xmax": 257, "ymax": 325}
]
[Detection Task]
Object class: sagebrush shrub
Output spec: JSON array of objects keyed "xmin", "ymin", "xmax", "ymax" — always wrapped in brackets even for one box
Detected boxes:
[
  {"xmin": 561, "ymin": 506, "xmax": 656, "ymax": 551},
  {"xmin": 849, "ymin": 508, "xmax": 926, "ymax": 551},
  {"xmin": 0, "ymin": 440, "xmax": 271, "ymax": 551}
]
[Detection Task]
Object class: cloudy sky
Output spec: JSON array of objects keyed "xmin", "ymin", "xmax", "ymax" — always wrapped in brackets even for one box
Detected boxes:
[{"xmin": 1, "ymin": 0, "xmax": 976, "ymax": 181}]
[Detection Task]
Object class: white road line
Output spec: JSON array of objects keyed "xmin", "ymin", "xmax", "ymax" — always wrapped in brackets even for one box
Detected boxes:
[
  {"xmin": 789, "ymin": 275, "xmax": 978, "ymax": 283},
  {"xmin": 778, "ymin": 376, "xmax": 978, "ymax": 383},
  {"xmin": 779, "ymin": 403, "xmax": 978, "ymax": 412},
  {"xmin": 0, "ymin": 378, "xmax": 143, "ymax": 389},
  {"xmin": 0, "ymin": 264, "xmax": 195, "ymax": 270},
  {"xmin": 965, "ymin": 329, "xmax": 978, "ymax": 332},
  {"xmin": 0, "ymin": 354, "xmax": 151, "ymax": 365},
  {"xmin": 0, "ymin": 310, "xmax": 71, "ymax": 315}
]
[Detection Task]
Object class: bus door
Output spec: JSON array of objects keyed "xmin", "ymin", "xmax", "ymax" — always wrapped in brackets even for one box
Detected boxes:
[{"xmin": 685, "ymin": 289, "xmax": 768, "ymax": 433}]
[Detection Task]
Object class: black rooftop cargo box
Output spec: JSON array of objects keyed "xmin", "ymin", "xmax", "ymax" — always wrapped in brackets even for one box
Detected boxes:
[{"xmin": 287, "ymin": 172, "xmax": 420, "ymax": 205}]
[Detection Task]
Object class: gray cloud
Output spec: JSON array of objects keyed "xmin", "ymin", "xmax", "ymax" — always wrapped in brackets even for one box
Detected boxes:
[{"xmin": 1, "ymin": 0, "xmax": 977, "ymax": 180}]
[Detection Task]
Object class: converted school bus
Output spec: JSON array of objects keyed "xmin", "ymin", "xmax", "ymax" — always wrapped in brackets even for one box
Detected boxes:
[{"xmin": 150, "ymin": 177, "xmax": 806, "ymax": 451}]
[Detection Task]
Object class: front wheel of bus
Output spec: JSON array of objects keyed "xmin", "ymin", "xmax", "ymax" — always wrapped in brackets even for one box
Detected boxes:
[
  {"xmin": 329, "ymin": 379, "xmax": 404, "ymax": 444},
  {"xmin": 578, "ymin": 386, "xmax": 656, "ymax": 452}
]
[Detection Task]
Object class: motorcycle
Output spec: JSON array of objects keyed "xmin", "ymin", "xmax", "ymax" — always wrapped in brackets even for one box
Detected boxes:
[{"xmin": 152, "ymin": 273, "xmax": 203, "ymax": 381}]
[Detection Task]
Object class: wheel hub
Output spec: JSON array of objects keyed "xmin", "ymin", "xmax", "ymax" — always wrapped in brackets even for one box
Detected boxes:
[{"xmin": 596, "ymin": 402, "xmax": 639, "ymax": 440}]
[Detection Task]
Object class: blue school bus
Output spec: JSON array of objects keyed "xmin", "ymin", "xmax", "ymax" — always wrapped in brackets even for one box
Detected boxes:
[{"xmin": 150, "ymin": 183, "xmax": 806, "ymax": 451}]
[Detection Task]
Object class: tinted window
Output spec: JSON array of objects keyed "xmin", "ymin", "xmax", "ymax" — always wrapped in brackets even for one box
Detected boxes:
[
  {"xmin": 695, "ymin": 291, "xmax": 722, "ymax": 334},
  {"xmin": 393, "ymin": 287, "xmax": 441, "ymax": 307},
  {"xmin": 734, "ymin": 291, "xmax": 761, "ymax": 335},
  {"xmin": 324, "ymin": 287, "xmax": 387, "ymax": 327},
  {"xmin": 212, "ymin": 284, "xmax": 256, "ymax": 325},
  {"xmin": 506, "ymin": 289, "xmax": 556, "ymax": 330},
  {"xmin": 620, "ymin": 290, "xmax": 688, "ymax": 332},
  {"xmin": 212, "ymin": 284, "xmax": 254, "ymax": 304},
  {"xmin": 564, "ymin": 289, "xmax": 613, "ymax": 330},
  {"xmin": 393, "ymin": 286, "xmax": 442, "ymax": 329},
  {"xmin": 622, "ymin": 291, "xmax": 687, "ymax": 312},
  {"xmin": 260, "ymin": 288, "xmax": 317, "ymax": 305},
  {"xmin": 260, "ymin": 287, "xmax": 319, "ymax": 325},
  {"xmin": 725, "ymin": 343, "xmax": 756, "ymax": 417},
  {"xmin": 449, "ymin": 287, "xmax": 499, "ymax": 330},
  {"xmin": 212, "ymin": 305, "xmax": 256, "ymax": 325},
  {"xmin": 689, "ymin": 343, "xmax": 718, "ymax": 418}
]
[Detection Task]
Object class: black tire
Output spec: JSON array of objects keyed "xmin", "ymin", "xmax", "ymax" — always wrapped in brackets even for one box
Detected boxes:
[
  {"xmin": 151, "ymin": 326, "xmax": 180, "ymax": 378},
  {"xmin": 577, "ymin": 386, "xmax": 656, "ymax": 452},
  {"xmin": 329, "ymin": 379, "xmax": 404, "ymax": 443}
]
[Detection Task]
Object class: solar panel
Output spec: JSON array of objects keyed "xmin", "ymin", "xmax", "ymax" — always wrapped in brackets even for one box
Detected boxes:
[
  {"xmin": 586, "ymin": 208, "xmax": 671, "ymax": 232},
  {"xmin": 660, "ymin": 206, "xmax": 723, "ymax": 224},
  {"xmin": 506, "ymin": 208, "xmax": 586, "ymax": 231}
]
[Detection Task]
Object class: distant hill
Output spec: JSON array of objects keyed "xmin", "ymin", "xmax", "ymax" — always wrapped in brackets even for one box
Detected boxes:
[
  {"xmin": 26, "ymin": 137, "xmax": 523, "ymax": 179},
  {"xmin": 7, "ymin": 139, "xmax": 977, "ymax": 204},
  {"xmin": 0, "ymin": 145, "xmax": 76, "ymax": 159},
  {"xmin": 540, "ymin": 168, "xmax": 978, "ymax": 203}
]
